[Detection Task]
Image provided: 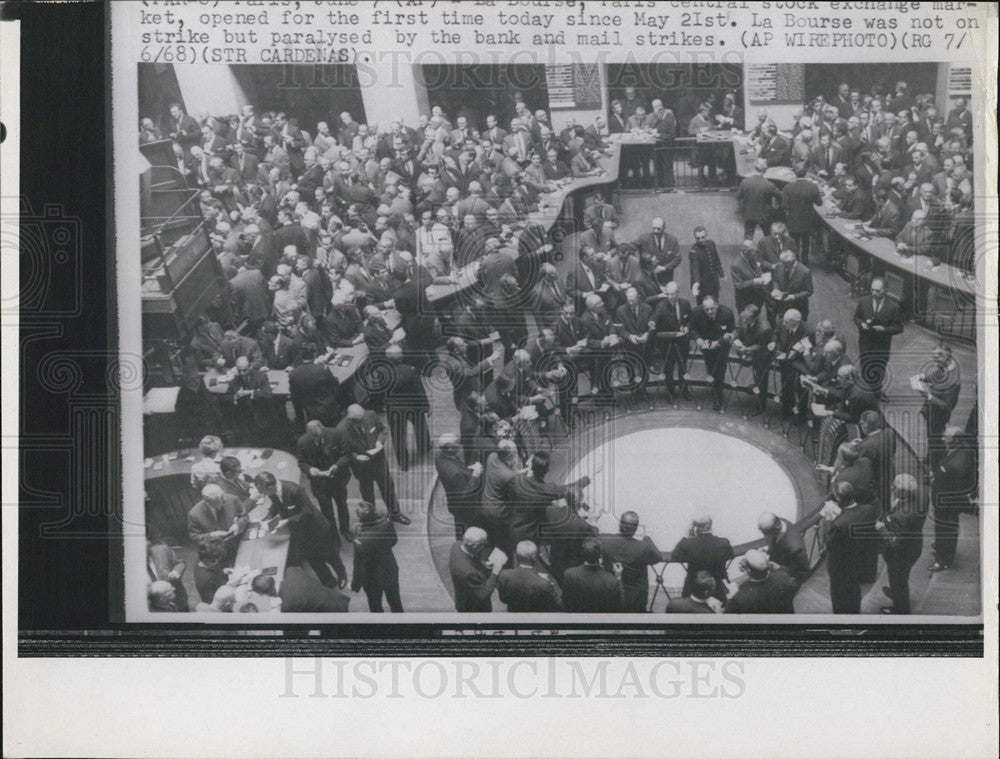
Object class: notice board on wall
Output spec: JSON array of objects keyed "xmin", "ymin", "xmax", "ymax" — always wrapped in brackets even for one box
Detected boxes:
[
  {"xmin": 747, "ymin": 63, "xmax": 805, "ymax": 104},
  {"xmin": 546, "ymin": 64, "xmax": 603, "ymax": 110}
]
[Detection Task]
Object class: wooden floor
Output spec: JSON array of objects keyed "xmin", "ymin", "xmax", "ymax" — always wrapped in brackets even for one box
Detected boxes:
[{"xmin": 183, "ymin": 189, "xmax": 981, "ymax": 616}]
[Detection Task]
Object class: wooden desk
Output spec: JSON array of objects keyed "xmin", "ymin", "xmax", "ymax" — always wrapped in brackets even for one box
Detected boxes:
[
  {"xmin": 817, "ymin": 206, "xmax": 976, "ymax": 296},
  {"xmin": 143, "ymin": 447, "xmax": 300, "ymax": 483},
  {"xmin": 143, "ymin": 447, "xmax": 300, "ymax": 548},
  {"xmin": 423, "ymin": 140, "xmax": 629, "ymax": 306}
]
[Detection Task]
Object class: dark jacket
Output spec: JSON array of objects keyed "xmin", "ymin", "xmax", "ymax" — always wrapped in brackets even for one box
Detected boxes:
[
  {"xmin": 599, "ymin": 534, "xmax": 662, "ymax": 612},
  {"xmin": 665, "ymin": 596, "xmax": 717, "ymax": 614},
  {"xmin": 781, "ymin": 178, "xmax": 823, "ymax": 234},
  {"xmin": 853, "ymin": 295, "xmax": 904, "ymax": 353},
  {"xmin": 765, "ymin": 518, "xmax": 811, "ymax": 584},
  {"xmin": 561, "ymin": 563, "xmax": 624, "ymax": 613},
  {"xmin": 351, "ymin": 517, "xmax": 400, "ymax": 591},
  {"xmin": 671, "ymin": 533, "xmax": 734, "ymax": 600},
  {"xmin": 449, "ymin": 541, "xmax": 498, "ymax": 612},
  {"xmin": 724, "ymin": 568, "xmax": 797, "ymax": 614},
  {"xmin": 497, "ymin": 565, "xmax": 562, "ymax": 612},
  {"xmin": 737, "ymin": 174, "xmax": 781, "ymax": 223}
]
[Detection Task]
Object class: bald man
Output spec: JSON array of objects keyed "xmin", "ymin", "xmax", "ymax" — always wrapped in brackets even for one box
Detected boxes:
[
  {"xmin": 724, "ymin": 549, "xmax": 797, "ymax": 614},
  {"xmin": 224, "ymin": 355, "xmax": 275, "ymax": 445},
  {"xmin": 187, "ymin": 483, "xmax": 248, "ymax": 552},
  {"xmin": 671, "ymin": 516, "xmax": 734, "ymax": 602},
  {"xmin": 449, "ymin": 527, "xmax": 504, "ymax": 612},
  {"xmin": 335, "ymin": 404, "xmax": 409, "ymax": 524},
  {"xmin": 599, "ymin": 512, "xmax": 663, "ymax": 612},
  {"xmin": 757, "ymin": 512, "xmax": 810, "ymax": 586},
  {"xmin": 637, "ymin": 217, "xmax": 682, "ymax": 286},
  {"xmin": 497, "ymin": 541, "xmax": 562, "ymax": 612},
  {"xmin": 296, "ymin": 420, "xmax": 353, "ymax": 539}
]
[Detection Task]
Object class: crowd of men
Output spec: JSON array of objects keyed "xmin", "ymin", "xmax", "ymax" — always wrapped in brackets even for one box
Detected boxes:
[
  {"xmin": 144, "ymin": 83, "xmax": 977, "ymax": 615},
  {"xmin": 742, "ymin": 81, "xmax": 975, "ymax": 274}
]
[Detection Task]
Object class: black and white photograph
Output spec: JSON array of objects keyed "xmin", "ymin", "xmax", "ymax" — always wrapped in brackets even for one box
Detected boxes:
[
  {"xmin": 4, "ymin": 2, "xmax": 997, "ymax": 757},
  {"xmin": 129, "ymin": 52, "xmax": 984, "ymax": 619}
]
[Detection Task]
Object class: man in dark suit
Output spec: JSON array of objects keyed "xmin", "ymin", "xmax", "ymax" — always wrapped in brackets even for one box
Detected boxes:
[
  {"xmin": 230, "ymin": 141, "xmax": 260, "ymax": 184},
  {"xmin": 252, "ymin": 471, "xmax": 347, "ymax": 589},
  {"xmin": 648, "ymin": 99, "xmax": 678, "ymax": 186},
  {"xmin": 216, "ymin": 456, "xmax": 253, "ymax": 504},
  {"xmin": 755, "ymin": 221, "xmax": 795, "ymax": 272},
  {"xmin": 665, "ymin": 572, "xmax": 718, "ymax": 613},
  {"xmin": 770, "ymin": 250, "xmax": 814, "ymax": 322},
  {"xmin": 224, "ymin": 356, "xmax": 276, "ymax": 445},
  {"xmin": 562, "ymin": 539, "xmax": 625, "ymax": 613},
  {"xmin": 229, "ymin": 260, "xmax": 271, "ymax": 334},
  {"xmin": 566, "ymin": 248, "xmax": 607, "ymax": 312},
  {"xmin": 435, "ymin": 433, "xmax": 484, "ymax": 541},
  {"xmin": 168, "ymin": 102, "xmax": 202, "ymax": 157},
  {"xmin": 757, "ymin": 512, "xmax": 810, "ymax": 586},
  {"xmin": 296, "ymin": 420, "xmax": 353, "ymax": 539},
  {"xmin": 856, "ymin": 410, "xmax": 896, "ymax": 513},
  {"xmin": 758, "ymin": 124, "xmax": 791, "ymax": 167},
  {"xmin": 614, "ymin": 287, "xmax": 655, "ymax": 391},
  {"xmin": 780, "ymin": 168, "xmax": 823, "ymax": 265},
  {"xmin": 876, "ymin": 474, "xmax": 927, "ymax": 614},
  {"xmin": 652, "ymin": 282, "xmax": 692, "ymax": 401},
  {"xmin": 730, "ymin": 239, "xmax": 769, "ymax": 312},
  {"xmin": 214, "ymin": 330, "xmax": 264, "ymax": 370},
  {"xmin": 539, "ymin": 501, "xmax": 598, "ymax": 585},
  {"xmin": 809, "ymin": 132, "xmax": 843, "ymax": 178},
  {"xmin": 636, "ymin": 217, "xmax": 682, "ymax": 285},
  {"xmin": 853, "ymin": 278, "xmax": 904, "ymax": 395},
  {"xmin": 835, "ymin": 175, "xmax": 874, "ymax": 220},
  {"xmin": 146, "ymin": 537, "xmax": 189, "ymax": 612},
  {"xmin": 670, "ymin": 516, "xmax": 734, "ymax": 602},
  {"xmin": 861, "ymin": 187, "xmax": 905, "ymax": 238},
  {"xmin": 578, "ymin": 294, "xmax": 620, "ymax": 395},
  {"xmin": 689, "ymin": 226, "xmax": 724, "ymax": 305},
  {"xmin": 509, "ymin": 451, "xmax": 590, "ymax": 548},
  {"xmin": 918, "ymin": 343, "xmax": 962, "ymax": 472},
  {"xmin": 382, "ymin": 344, "xmax": 431, "ymax": 471},
  {"xmin": 258, "ymin": 322, "xmax": 300, "ymax": 370},
  {"xmin": 930, "ymin": 428, "xmax": 976, "ymax": 572},
  {"xmin": 736, "ymin": 158, "xmax": 781, "ymax": 239},
  {"xmin": 497, "ymin": 540, "xmax": 562, "ymax": 612},
  {"xmin": 288, "ymin": 362, "xmax": 344, "ymax": 428},
  {"xmin": 821, "ymin": 481, "xmax": 875, "ymax": 613},
  {"xmin": 724, "ymin": 549, "xmax": 797, "ymax": 614},
  {"xmin": 350, "ymin": 501, "xmax": 403, "ymax": 613},
  {"xmin": 599, "ymin": 512, "xmax": 663, "ymax": 612},
  {"xmin": 449, "ymin": 527, "xmax": 504, "ymax": 612},
  {"xmin": 335, "ymin": 404, "xmax": 410, "ymax": 525},
  {"xmin": 689, "ymin": 296, "xmax": 736, "ymax": 411}
]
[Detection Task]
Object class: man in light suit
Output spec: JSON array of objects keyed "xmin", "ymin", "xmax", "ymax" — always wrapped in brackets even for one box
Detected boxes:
[
  {"xmin": 636, "ymin": 217, "xmax": 681, "ymax": 285},
  {"xmin": 188, "ymin": 483, "xmax": 248, "ymax": 549}
]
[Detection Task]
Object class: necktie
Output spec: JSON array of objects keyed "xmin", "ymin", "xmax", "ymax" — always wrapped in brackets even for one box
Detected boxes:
[
  {"xmin": 148, "ymin": 557, "xmax": 160, "ymax": 583},
  {"xmin": 656, "ymin": 235, "xmax": 663, "ymax": 253}
]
